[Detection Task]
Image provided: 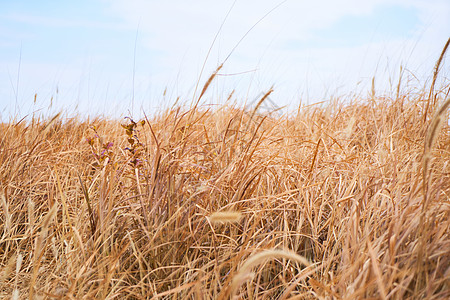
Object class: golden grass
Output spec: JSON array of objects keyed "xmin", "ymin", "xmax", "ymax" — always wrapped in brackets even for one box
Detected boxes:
[
  {"xmin": 1, "ymin": 87, "xmax": 449, "ymax": 299},
  {"xmin": 1, "ymin": 49, "xmax": 450, "ymax": 299}
]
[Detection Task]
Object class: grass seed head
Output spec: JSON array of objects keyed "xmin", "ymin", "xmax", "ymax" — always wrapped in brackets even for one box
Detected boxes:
[{"xmin": 208, "ymin": 211, "xmax": 242, "ymax": 224}]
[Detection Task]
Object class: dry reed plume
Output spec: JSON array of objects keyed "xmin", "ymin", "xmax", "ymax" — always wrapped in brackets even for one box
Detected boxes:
[{"xmin": 1, "ymin": 46, "xmax": 450, "ymax": 298}]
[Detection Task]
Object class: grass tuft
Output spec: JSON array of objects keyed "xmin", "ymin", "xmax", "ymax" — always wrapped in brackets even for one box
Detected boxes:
[{"xmin": 0, "ymin": 58, "xmax": 449, "ymax": 299}]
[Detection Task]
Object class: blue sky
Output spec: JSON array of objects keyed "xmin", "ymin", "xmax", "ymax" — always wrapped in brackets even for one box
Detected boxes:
[{"xmin": 1, "ymin": 0, "xmax": 449, "ymax": 120}]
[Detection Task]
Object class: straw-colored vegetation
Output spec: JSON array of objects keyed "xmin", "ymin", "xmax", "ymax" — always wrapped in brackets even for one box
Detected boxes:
[{"xmin": 1, "ymin": 48, "xmax": 450, "ymax": 299}]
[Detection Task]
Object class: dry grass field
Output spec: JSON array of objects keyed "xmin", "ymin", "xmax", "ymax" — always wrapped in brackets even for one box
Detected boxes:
[{"xmin": 1, "ymin": 49, "xmax": 450, "ymax": 298}]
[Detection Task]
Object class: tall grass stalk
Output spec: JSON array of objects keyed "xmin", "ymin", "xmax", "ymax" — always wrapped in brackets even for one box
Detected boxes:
[{"xmin": 0, "ymin": 59, "xmax": 449, "ymax": 299}]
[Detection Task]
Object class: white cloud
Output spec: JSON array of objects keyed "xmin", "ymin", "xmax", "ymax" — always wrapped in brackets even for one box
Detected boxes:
[{"xmin": 100, "ymin": 0, "xmax": 449, "ymax": 109}]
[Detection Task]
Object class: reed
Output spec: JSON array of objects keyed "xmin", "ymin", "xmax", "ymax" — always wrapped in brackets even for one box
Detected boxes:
[{"xmin": 0, "ymin": 55, "xmax": 449, "ymax": 299}]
